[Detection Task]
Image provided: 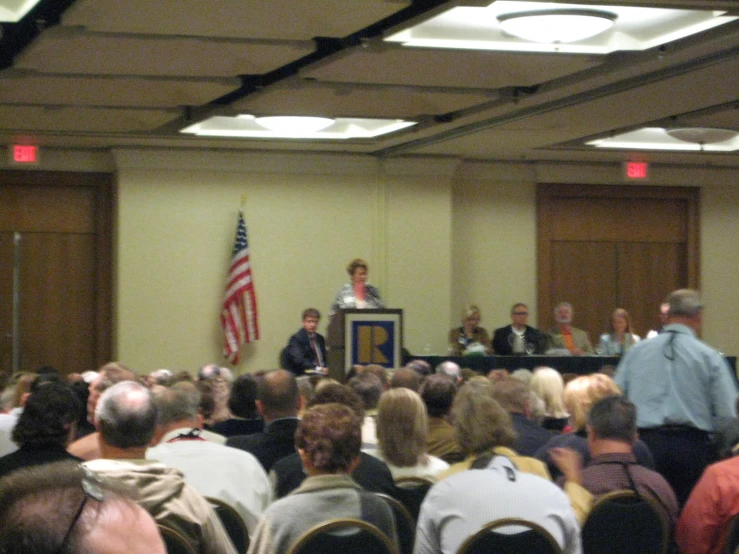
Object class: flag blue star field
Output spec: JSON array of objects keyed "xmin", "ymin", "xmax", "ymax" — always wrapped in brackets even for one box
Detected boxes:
[{"xmin": 221, "ymin": 211, "xmax": 259, "ymax": 363}]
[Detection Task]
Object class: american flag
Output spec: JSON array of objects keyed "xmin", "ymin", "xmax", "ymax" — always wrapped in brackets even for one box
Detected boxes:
[{"xmin": 221, "ymin": 211, "xmax": 259, "ymax": 364}]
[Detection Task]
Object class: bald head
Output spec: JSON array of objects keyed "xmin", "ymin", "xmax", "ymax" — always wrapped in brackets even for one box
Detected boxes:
[
  {"xmin": 95, "ymin": 381, "xmax": 158, "ymax": 449},
  {"xmin": 256, "ymin": 370, "xmax": 301, "ymax": 422}
]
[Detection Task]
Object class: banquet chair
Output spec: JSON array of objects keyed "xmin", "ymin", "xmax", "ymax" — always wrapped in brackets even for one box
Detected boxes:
[
  {"xmin": 581, "ymin": 490, "xmax": 670, "ymax": 554},
  {"xmin": 157, "ymin": 524, "xmax": 197, "ymax": 554},
  {"xmin": 287, "ymin": 518, "xmax": 398, "ymax": 554},
  {"xmin": 456, "ymin": 518, "xmax": 562, "ymax": 554},
  {"xmin": 206, "ymin": 497, "xmax": 249, "ymax": 553},
  {"xmin": 374, "ymin": 492, "xmax": 416, "ymax": 554}
]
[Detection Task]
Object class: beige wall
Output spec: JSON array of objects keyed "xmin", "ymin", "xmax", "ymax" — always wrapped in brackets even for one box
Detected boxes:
[
  {"xmin": 113, "ymin": 149, "xmax": 455, "ymax": 372},
  {"xmin": 6, "ymin": 148, "xmax": 736, "ymax": 371}
]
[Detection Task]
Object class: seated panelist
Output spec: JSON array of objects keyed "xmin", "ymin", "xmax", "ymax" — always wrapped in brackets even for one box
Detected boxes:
[
  {"xmin": 598, "ymin": 308, "xmax": 640, "ymax": 355},
  {"xmin": 547, "ymin": 301, "xmax": 593, "ymax": 355},
  {"xmin": 448, "ymin": 304, "xmax": 492, "ymax": 356},
  {"xmin": 492, "ymin": 302, "xmax": 547, "ymax": 355},
  {"xmin": 329, "ymin": 258, "xmax": 384, "ymax": 317},
  {"xmin": 284, "ymin": 308, "xmax": 327, "ymax": 376}
]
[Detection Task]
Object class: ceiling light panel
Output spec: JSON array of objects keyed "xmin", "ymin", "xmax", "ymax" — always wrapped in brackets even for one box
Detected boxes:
[
  {"xmin": 385, "ymin": 1, "xmax": 738, "ymax": 54},
  {"xmin": 588, "ymin": 128, "xmax": 739, "ymax": 151}
]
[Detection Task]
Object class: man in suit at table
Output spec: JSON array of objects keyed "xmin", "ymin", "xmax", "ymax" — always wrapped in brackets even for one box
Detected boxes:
[
  {"xmin": 547, "ymin": 301, "xmax": 593, "ymax": 355},
  {"xmin": 283, "ymin": 308, "xmax": 327, "ymax": 376},
  {"xmin": 492, "ymin": 302, "xmax": 548, "ymax": 355}
]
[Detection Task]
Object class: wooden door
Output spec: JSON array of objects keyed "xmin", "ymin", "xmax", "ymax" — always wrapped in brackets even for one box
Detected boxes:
[
  {"xmin": 538, "ymin": 185, "xmax": 699, "ymax": 341},
  {"xmin": 0, "ymin": 172, "xmax": 112, "ymax": 376}
]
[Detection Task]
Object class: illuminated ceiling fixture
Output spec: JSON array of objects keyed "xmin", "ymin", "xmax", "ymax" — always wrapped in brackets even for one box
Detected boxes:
[
  {"xmin": 665, "ymin": 127, "xmax": 739, "ymax": 145},
  {"xmin": 255, "ymin": 116, "xmax": 335, "ymax": 134},
  {"xmin": 587, "ymin": 127, "xmax": 739, "ymax": 152},
  {"xmin": 0, "ymin": 0, "xmax": 42, "ymax": 22},
  {"xmin": 181, "ymin": 115, "xmax": 416, "ymax": 140},
  {"xmin": 497, "ymin": 9, "xmax": 616, "ymax": 43}
]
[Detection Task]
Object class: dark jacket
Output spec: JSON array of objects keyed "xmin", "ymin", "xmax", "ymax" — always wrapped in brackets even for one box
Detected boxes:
[
  {"xmin": 284, "ymin": 328, "xmax": 327, "ymax": 375},
  {"xmin": 492, "ymin": 324, "xmax": 547, "ymax": 355},
  {"xmin": 226, "ymin": 417, "xmax": 300, "ymax": 472}
]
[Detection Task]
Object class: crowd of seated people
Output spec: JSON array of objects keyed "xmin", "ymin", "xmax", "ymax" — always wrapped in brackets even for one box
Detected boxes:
[{"xmin": 1, "ymin": 339, "xmax": 739, "ymax": 554}]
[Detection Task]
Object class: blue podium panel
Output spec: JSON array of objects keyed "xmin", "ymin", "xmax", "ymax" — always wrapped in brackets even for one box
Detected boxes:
[{"xmin": 344, "ymin": 310, "xmax": 402, "ymax": 369}]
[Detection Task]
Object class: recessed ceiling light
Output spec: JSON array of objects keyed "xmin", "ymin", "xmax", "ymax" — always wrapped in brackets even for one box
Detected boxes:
[
  {"xmin": 181, "ymin": 115, "xmax": 416, "ymax": 140},
  {"xmin": 254, "ymin": 116, "xmax": 335, "ymax": 134},
  {"xmin": 587, "ymin": 127, "xmax": 739, "ymax": 151},
  {"xmin": 0, "ymin": 0, "xmax": 42, "ymax": 22},
  {"xmin": 497, "ymin": 9, "xmax": 616, "ymax": 44},
  {"xmin": 385, "ymin": 2, "xmax": 738, "ymax": 55},
  {"xmin": 665, "ymin": 128, "xmax": 739, "ymax": 145}
]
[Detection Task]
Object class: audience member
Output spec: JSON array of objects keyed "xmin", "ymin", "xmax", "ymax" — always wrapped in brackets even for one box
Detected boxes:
[
  {"xmin": 67, "ymin": 362, "xmax": 137, "ymax": 461},
  {"xmin": 269, "ymin": 383, "xmax": 397, "ymax": 499},
  {"xmin": 68, "ymin": 379, "xmax": 95, "ymax": 439},
  {"xmin": 371, "ymin": 388, "xmax": 449, "ymax": 480},
  {"xmin": 148, "ymin": 368, "xmax": 175, "ymax": 387},
  {"xmin": 348, "ymin": 371, "xmax": 383, "ymax": 447},
  {"xmin": 0, "ymin": 380, "xmax": 81, "ymax": 479},
  {"xmin": 420, "ymin": 374, "xmax": 464, "ymax": 464},
  {"xmin": 435, "ymin": 360, "xmax": 461, "ymax": 383},
  {"xmin": 227, "ymin": 369, "xmax": 303, "ymax": 472},
  {"xmin": 598, "ymin": 308, "xmax": 640, "ymax": 355},
  {"xmin": 440, "ymin": 380, "xmax": 550, "ymax": 480},
  {"xmin": 0, "ymin": 460, "xmax": 166, "ymax": 554},
  {"xmin": 358, "ymin": 364, "xmax": 390, "ymax": 387},
  {"xmin": 492, "ymin": 302, "xmax": 547, "ymax": 354},
  {"xmin": 510, "ymin": 367, "xmax": 534, "ymax": 385},
  {"xmin": 535, "ymin": 374, "xmax": 654, "ymax": 479},
  {"xmin": 547, "ymin": 301, "xmax": 593, "ymax": 355},
  {"xmin": 615, "ymin": 288, "xmax": 737, "ymax": 505},
  {"xmin": 405, "ymin": 359, "xmax": 432, "ymax": 378},
  {"xmin": 530, "ymin": 367, "xmax": 570, "ymax": 432},
  {"xmin": 84, "ymin": 381, "xmax": 236, "ymax": 553},
  {"xmin": 210, "ymin": 373, "xmax": 264, "ymax": 437},
  {"xmin": 389, "ymin": 366, "xmax": 421, "ymax": 391},
  {"xmin": 551, "ymin": 395, "xmax": 678, "ymax": 525},
  {"xmin": 646, "ymin": 302, "xmax": 670, "ymax": 339},
  {"xmin": 492, "ymin": 376, "xmax": 554, "ymax": 457},
  {"xmin": 284, "ymin": 308, "xmax": 328, "ymax": 376},
  {"xmin": 146, "ymin": 385, "xmax": 271, "ymax": 533},
  {"xmin": 196, "ymin": 375, "xmax": 231, "ymax": 427},
  {"xmin": 248, "ymin": 403, "xmax": 398, "ymax": 554},
  {"xmin": 677, "ymin": 451, "xmax": 739, "ymax": 554},
  {"xmin": 448, "ymin": 304, "xmax": 492, "ymax": 356},
  {"xmin": 416, "ymin": 426, "xmax": 581, "ymax": 554},
  {"xmin": 198, "ymin": 364, "xmax": 233, "ymax": 383}
]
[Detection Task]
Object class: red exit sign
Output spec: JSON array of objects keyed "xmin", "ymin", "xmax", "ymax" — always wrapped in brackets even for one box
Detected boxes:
[
  {"xmin": 624, "ymin": 161, "xmax": 648, "ymax": 180},
  {"xmin": 9, "ymin": 144, "xmax": 39, "ymax": 165}
]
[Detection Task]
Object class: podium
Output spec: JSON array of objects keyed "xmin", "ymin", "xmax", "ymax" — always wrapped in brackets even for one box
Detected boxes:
[{"xmin": 326, "ymin": 309, "xmax": 403, "ymax": 381}]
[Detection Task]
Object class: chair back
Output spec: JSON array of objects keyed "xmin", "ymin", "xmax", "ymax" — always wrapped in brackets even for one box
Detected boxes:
[
  {"xmin": 287, "ymin": 518, "xmax": 398, "ymax": 554},
  {"xmin": 457, "ymin": 518, "xmax": 562, "ymax": 554},
  {"xmin": 394, "ymin": 477, "xmax": 434, "ymax": 521},
  {"xmin": 374, "ymin": 493, "xmax": 416, "ymax": 554},
  {"xmin": 157, "ymin": 524, "xmax": 198, "ymax": 554},
  {"xmin": 206, "ymin": 497, "xmax": 249, "ymax": 553},
  {"xmin": 723, "ymin": 512, "xmax": 739, "ymax": 554},
  {"xmin": 581, "ymin": 490, "xmax": 670, "ymax": 554}
]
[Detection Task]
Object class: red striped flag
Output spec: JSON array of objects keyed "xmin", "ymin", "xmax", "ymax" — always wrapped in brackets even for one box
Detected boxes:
[{"xmin": 221, "ymin": 211, "xmax": 259, "ymax": 364}]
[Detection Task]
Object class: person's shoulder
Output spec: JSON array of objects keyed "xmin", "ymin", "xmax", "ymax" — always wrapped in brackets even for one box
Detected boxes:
[
  {"xmin": 493, "ymin": 325, "xmax": 511, "ymax": 334},
  {"xmin": 272, "ymin": 452, "xmax": 302, "ymax": 473},
  {"xmin": 227, "ymin": 432, "xmax": 264, "ymax": 450}
]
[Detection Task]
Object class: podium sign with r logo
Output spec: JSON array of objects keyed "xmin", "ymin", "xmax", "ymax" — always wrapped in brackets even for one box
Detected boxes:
[{"xmin": 344, "ymin": 309, "xmax": 402, "ymax": 369}]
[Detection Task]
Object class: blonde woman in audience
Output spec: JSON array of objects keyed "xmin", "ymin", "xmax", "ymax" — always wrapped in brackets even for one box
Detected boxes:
[
  {"xmin": 372, "ymin": 388, "xmax": 449, "ymax": 481},
  {"xmin": 536, "ymin": 373, "xmax": 655, "ymax": 479},
  {"xmin": 598, "ymin": 308, "xmax": 641, "ymax": 355},
  {"xmin": 448, "ymin": 305, "xmax": 492, "ymax": 356},
  {"xmin": 530, "ymin": 367, "xmax": 569, "ymax": 432}
]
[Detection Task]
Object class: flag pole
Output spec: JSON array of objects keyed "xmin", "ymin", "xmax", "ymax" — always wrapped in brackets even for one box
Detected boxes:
[{"xmin": 241, "ymin": 194, "xmax": 247, "ymax": 212}]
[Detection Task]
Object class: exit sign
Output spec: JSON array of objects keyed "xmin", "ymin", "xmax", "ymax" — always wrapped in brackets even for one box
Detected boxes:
[
  {"xmin": 9, "ymin": 145, "xmax": 39, "ymax": 165},
  {"xmin": 624, "ymin": 161, "xmax": 648, "ymax": 180}
]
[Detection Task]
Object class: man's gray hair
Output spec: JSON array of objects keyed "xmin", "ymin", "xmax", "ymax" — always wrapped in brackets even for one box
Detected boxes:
[
  {"xmin": 667, "ymin": 289, "xmax": 703, "ymax": 318},
  {"xmin": 436, "ymin": 361, "xmax": 461, "ymax": 379},
  {"xmin": 554, "ymin": 301, "xmax": 573, "ymax": 317},
  {"xmin": 96, "ymin": 381, "xmax": 158, "ymax": 449},
  {"xmin": 153, "ymin": 386, "xmax": 200, "ymax": 427}
]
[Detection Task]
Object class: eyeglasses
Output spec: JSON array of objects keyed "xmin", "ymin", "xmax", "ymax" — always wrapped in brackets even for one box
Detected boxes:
[
  {"xmin": 512, "ymin": 312, "xmax": 528, "ymax": 316},
  {"xmin": 56, "ymin": 466, "xmax": 105, "ymax": 553}
]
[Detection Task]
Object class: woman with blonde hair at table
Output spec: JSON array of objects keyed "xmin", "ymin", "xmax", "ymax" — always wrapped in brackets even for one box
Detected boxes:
[{"xmin": 448, "ymin": 304, "xmax": 492, "ymax": 356}]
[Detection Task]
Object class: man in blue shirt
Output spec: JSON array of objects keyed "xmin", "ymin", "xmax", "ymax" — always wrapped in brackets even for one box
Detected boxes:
[{"xmin": 615, "ymin": 289, "xmax": 737, "ymax": 505}]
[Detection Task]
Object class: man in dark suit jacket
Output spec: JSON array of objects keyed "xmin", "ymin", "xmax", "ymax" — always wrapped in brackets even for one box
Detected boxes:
[
  {"xmin": 283, "ymin": 308, "xmax": 327, "ymax": 376},
  {"xmin": 226, "ymin": 369, "xmax": 303, "ymax": 472},
  {"xmin": 492, "ymin": 302, "xmax": 547, "ymax": 355}
]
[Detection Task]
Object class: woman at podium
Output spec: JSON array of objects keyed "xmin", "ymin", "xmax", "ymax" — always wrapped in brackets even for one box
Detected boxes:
[{"xmin": 329, "ymin": 258, "xmax": 384, "ymax": 317}]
